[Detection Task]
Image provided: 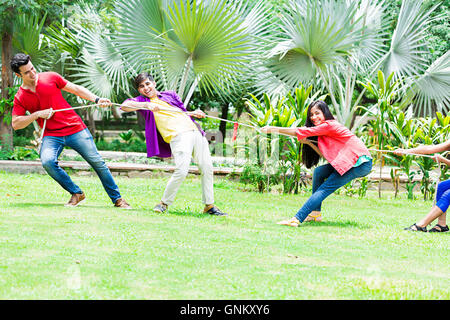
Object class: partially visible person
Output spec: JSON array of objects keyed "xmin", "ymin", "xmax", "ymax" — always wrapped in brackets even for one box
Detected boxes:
[
  {"xmin": 11, "ymin": 53, "xmax": 131, "ymax": 209},
  {"xmin": 261, "ymin": 100, "xmax": 372, "ymax": 227},
  {"xmin": 121, "ymin": 72, "xmax": 227, "ymax": 216},
  {"xmin": 395, "ymin": 141, "xmax": 450, "ymax": 232}
]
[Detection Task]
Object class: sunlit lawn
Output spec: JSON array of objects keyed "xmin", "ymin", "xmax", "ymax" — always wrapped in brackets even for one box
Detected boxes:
[{"xmin": 0, "ymin": 171, "xmax": 448, "ymax": 299}]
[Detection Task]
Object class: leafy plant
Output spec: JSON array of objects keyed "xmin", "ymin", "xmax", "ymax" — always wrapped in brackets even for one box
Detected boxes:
[
  {"xmin": 0, "ymin": 146, "xmax": 39, "ymax": 161},
  {"xmin": 118, "ymin": 129, "xmax": 134, "ymax": 145},
  {"xmin": 246, "ymin": 85, "xmax": 321, "ymax": 194},
  {"xmin": 239, "ymin": 162, "xmax": 279, "ymax": 193},
  {"xmin": 9, "ymin": 147, "xmax": 39, "ymax": 161},
  {"xmin": 357, "ymin": 177, "xmax": 370, "ymax": 199},
  {"xmin": 0, "ymin": 86, "xmax": 19, "ymax": 126},
  {"xmin": 260, "ymin": 0, "xmax": 448, "ymax": 126},
  {"xmin": 359, "ymin": 70, "xmax": 400, "ymax": 198}
]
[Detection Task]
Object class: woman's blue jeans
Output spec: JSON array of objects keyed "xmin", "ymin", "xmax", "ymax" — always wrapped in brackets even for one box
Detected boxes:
[
  {"xmin": 39, "ymin": 128, "xmax": 121, "ymax": 203},
  {"xmin": 295, "ymin": 160, "xmax": 373, "ymax": 222}
]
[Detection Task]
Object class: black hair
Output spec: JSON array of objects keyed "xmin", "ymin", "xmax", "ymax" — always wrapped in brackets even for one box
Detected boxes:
[
  {"xmin": 10, "ymin": 53, "xmax": 31, "ymax": 74},
  {"xmin": 301, "ymin": 100, "xmax": 335, "ymax": 168},
  {"xmin": 134, "ymin": 72, "xmax": 155, "ymax": 89}
]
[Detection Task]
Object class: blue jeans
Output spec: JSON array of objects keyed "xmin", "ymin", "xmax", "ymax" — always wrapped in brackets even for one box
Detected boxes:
[
  {"xmin": 39, "ymin": 128, "xmax": 121, "ymax": 203},
  {"xmin": 295, "ymin": 160, "xmax": 373, "ymax": 222},
  {"xmin": 436, "ymin": 179, "xmax": 450, "ymax": 213}
]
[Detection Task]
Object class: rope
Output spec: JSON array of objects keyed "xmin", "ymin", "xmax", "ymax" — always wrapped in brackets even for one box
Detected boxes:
[
  {"xmin": 119, "ymin": 104, "xmax": 324, "ymax": 155},
  {"xmin": 36, "ymin": 102, "xmax": 443, "ymax": 160},
  {"xmin": 36, "ymin": 103, "xmax": 105, "ymax": 153},
  {"xmin": 368, "ymin": 148, "xmax": 441, "ymax": 206},
  {"xmin": 368, "ymin": 148, "xmax": 436, "ymax": 159},
  {"xmin": 119, "ymin": 103, "xmax": 445, "ymax": 204},
  {"xmin": 36, "ymin": 102, "xmax": 444, "ymax": 202}
]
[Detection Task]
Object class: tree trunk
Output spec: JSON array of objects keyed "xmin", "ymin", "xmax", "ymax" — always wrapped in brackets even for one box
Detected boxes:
[
  {"xmin": 0, "ymin": 31, "xmax": 14, "ymax": 150},
  {"xmin": 111, "ymin": 106, "xmax": 121, "ymax": 120},
  {"xmin": 87, "ymin": 109, "xmax": 96, "ymax": 139}
]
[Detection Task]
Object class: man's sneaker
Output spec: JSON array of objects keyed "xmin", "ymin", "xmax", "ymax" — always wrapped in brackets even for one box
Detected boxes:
[
  {"xmin": 204, "ymin": 205, "xmax": 228, "ymax": 216},
  {"xmin": 65, "ymin": 192, "xmax": 86, "ymax": 207},
  {"xmin": 114, "ymin": 198, "xmax": 132, "ymax": 209},
  {"xmin": 153, "ymin": 202, "xmax": 168, "ymax": 213}
]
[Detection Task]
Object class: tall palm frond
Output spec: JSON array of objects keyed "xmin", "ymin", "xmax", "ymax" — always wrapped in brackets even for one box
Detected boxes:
[
  {"xmin": 381, "ymin": 0, "xmax": 442, "ymax": 80},
  {"xmin": 257, "ymin": 0, "xmax": 374, "ymax": 108},
  {"xmin": 115, "ymin": 0, "xmax": 273, "ymax": 104},
  {"xmin": 71, "ymin": 47, "xmax": 115, "ymax": 99},
  {"xmin": 160, "ymin": 0, "xmax": 250, "ymax": 95},
  {"xmin": 46, "ymin": 22, "xmax": 83, "ymax": 59},
  {"xmin": 114, "ymin": 0, "xmax": 170, "ymax": 78},
  {"xmin": 266, "ymin": 0, "xmax": 365, "ymax": 84},
  {"xmin": 76, "ymin": 27, "xmax": 132, "ymax": 96},
  {"xmin": 12, "ymin": 13, "xmax": 50, "ymax": 71},
  {"xmin": 45, "ymin": 5, "xmax": 134, "ymax": 102},
  {"xmin": 351, "ymin": 0, "xmax": 390, "ymax": 73},
  {"xmin": 410, "ymin": 51, "xmax": 450, "ymax": 116}
]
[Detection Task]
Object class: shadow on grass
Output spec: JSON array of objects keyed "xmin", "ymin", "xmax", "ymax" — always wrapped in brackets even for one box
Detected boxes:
[
  {"xmin": 166, "ymin": 208, "xmax": 214, "ymax": 219},
  {"xmin": 7, "ymin": 202, "xmax": 66, "ymax": 210},
  {"xmin": 302, "ymin": 220, "xmax": 371, "ymax": 229},
  {"xmin": 7, "ymin": 203, "xmax": 113, "ymax": 211}
]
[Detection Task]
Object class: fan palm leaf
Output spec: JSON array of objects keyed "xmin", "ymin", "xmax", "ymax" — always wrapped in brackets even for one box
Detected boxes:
[
  {"xmin": 76, "ymin": 27, "xmax": 132, "ymax": 96},
  {"xmin": 266, "ymin": 0, "xmax": 365, "ymax": 85},
  {"xmin": 12, "ymin": 13, "xmax": 50, "ymax": 71},
  {"xmin": 381, "ymin": 0, "xmax": 442, "ymax": 80},
  {"xmin": 126, "ymin": 0, "xmax": 272, "ymax": 102},
  {"xmin": 411, "ymin": 51, "xmax": 450, "ymax": 116}
]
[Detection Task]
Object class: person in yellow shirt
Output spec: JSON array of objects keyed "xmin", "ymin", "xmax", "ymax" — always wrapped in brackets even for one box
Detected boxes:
[{"xmin": 121, "ymin": 72, "xmax": 228, "ymax": 216}]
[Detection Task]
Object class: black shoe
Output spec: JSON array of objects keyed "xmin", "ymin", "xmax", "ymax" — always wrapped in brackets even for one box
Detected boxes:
[
  {"xmin": 404, "ymin": 223, "xmax": 427, "ymax": 232},
  {"xmin": 204, "ymin": 206, "xmax": 228, "ymax": 216},
  {"xmin": 428, "ymin": 224, "xmax": 449, "ymax": 233}
]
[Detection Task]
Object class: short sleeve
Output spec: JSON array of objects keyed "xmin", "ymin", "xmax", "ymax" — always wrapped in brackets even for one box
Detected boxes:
[
  {"xmin": 50, "ymin": 72, "xmax": 68, "ymax": 89},
  {"xmin": 12, "ymin": 96, "xmax": 27, "ymax": 116}
]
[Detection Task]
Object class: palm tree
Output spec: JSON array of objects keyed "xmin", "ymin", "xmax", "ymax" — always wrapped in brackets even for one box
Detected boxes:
[
  {"xmin": 260, "ymin": 0, "xmax": 449, "ymax": 127},
  {"xmin": 57, "ymin": 0, "xmax": 274, "ymax": 111}
]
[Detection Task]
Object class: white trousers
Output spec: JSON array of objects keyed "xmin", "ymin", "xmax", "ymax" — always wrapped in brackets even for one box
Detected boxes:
[{"xmin": 161, "ymin": 130, "xmax": 214, "ymax": 206}]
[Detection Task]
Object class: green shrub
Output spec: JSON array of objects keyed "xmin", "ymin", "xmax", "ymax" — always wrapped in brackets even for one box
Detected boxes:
[
  {"xmin": 0, "ymin": 146, "xmax": 39, "ymax": 161},
  {"xmin": 239, "ymin": 162, "xmax": 279, "ymax": 193}
]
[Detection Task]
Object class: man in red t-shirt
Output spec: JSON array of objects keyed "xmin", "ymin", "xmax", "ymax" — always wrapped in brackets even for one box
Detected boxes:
[{"xmin": 10, "ymin": 53, "xmax": 131, "ymax": 209}]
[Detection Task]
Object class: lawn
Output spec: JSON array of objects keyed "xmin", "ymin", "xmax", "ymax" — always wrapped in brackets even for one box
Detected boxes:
[{"xmin": 0, "ymin": 172, "xmax": 448, "ymax": 299}]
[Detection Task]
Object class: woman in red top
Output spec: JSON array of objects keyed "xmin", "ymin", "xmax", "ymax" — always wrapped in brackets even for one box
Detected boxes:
[{"xmin": 262, "ymin": 100, "xmax": 372, "ymax": 227}]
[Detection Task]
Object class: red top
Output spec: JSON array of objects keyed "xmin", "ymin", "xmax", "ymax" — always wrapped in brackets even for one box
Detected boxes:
[
  {"xmin": 12, "ymin": 72, "xmax": 86, "ymax": 137},
  {"xmin": 296, "ymin": 120, "xmax": 371, "ymax": 175}
]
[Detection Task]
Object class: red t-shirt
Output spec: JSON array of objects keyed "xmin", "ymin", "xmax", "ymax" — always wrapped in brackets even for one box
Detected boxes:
[{"xmin": 12, "ymin": 72, "xmax": 86, "ymax": 137}]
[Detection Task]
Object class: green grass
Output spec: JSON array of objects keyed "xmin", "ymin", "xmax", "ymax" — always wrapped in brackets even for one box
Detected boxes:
[{"xmin": 0, "ymin": 172, "xmax": 448, "ymax": 299}]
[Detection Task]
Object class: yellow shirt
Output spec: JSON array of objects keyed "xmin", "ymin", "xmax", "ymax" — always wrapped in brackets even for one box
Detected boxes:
[{"xmin": 151, "ymin": 97, "xmax": 198, "ymax": 143}]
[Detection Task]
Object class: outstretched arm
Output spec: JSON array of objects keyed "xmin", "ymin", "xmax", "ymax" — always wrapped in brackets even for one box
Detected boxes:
[
  {"xmin": 395, "ymin": 140, "xmax": 450, "ymax": 156},
  {"xmin": 121, "ymin": 100, "xmax": 159, "ymax": 112},
  {"xmin": 260, "ymin": 126, "xmax": 297, "ymax": 136},
  {"xmin": 261, "ymin": 126, "xmax": 322, "ymax": 157},
  {"xmin": 62, "ymin": 81, "xmax": 111, "ymax": 106}
]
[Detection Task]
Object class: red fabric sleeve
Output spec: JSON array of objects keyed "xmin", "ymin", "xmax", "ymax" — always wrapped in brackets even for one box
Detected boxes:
[{"xmin": 296, "ymin": 122, "xmax": 333, "ymax": 140}]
